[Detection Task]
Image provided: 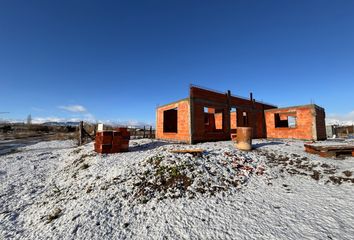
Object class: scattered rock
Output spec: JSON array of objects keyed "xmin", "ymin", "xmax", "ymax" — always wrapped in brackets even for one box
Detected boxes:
[
  {"xmin": 311, "ymin": 170, "xmax": 321, "ymax": 181},
  {"xmin": 343, "ymin": 170, "xmax": 352, "ymax": 177},
  {"xmin": 86, "ymin": 186, "xmax": 93, "ymax": 193},
  {"xmin": 46, "ymin": 208, "xmax": 62, "ymax": 223},
  {"xmin": 113, "ymin": 149, "xmax": 262, "ymax": 204},
  {"xmin": 80, "ymin": 163, "xmax": 90, "ymax": 170}
]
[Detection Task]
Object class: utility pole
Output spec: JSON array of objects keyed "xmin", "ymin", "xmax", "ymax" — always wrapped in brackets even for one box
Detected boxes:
[
  {"xmin": 79, "ymin": 121, "xmax": 83, "ymax": 145},
  {"xmin": 27, "ymin": 114, "xmax": 32, "ymax": 125}
]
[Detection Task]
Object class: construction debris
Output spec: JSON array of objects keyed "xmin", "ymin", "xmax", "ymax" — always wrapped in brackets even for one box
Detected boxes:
[
  {"xmin": 304, "ymin": 143, "xmax": 354, "ymax": 158},
  {"xmin": 120, "ymin": 145, "xmax": 263, "ymax": 204},
  {"xmin": 170, "ymin": 149, "xmax": 204, "ymax": 156}
]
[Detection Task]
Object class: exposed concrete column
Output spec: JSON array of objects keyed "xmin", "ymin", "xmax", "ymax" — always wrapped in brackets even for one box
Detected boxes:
[
  {"xmin": 226, "ymin": 90, "xmax": 231, "ymax": 136},
  {"xmin": 311, "ymin": 106, "xmax": 318, "ymax": 141},
  {"xmin": 189, "ymin": 86, "xmax": 195, "ymax": 144}
]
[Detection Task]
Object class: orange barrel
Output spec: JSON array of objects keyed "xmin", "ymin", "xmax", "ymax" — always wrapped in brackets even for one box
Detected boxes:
[{"xmin": 236, "ymin": 127, "xmax": 252, "ymax": 151}]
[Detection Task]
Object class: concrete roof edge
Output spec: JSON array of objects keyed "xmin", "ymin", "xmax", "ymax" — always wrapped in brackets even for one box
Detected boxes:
[
  {"xmin": 156, "ymin": 98, "xmax": 189, "ymax": 109},
  {"xmin": 264, "ymin": 104, "xmax": 324, "ymax": 112}
]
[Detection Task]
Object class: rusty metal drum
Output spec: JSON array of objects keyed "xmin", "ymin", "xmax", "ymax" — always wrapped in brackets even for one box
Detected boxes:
[{"xmin": 236, "ymin": 127, "xmax": 253, "ymax": 151}]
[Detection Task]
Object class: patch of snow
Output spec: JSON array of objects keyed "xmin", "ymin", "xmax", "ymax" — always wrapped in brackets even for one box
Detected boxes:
[{"xmin": 0, "ymin": 139, "xmax": 353, "ymax": 239}]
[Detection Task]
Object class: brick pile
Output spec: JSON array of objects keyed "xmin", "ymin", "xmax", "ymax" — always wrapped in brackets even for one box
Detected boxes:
[{"xmin": 94, "ymin": 128, "xmax": 130, "ymax": 154}]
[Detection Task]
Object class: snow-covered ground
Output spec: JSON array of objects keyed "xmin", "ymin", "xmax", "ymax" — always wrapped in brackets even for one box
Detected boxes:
[{"xmin": 1, "ymin": 139, "xmax": 353, "ymax": 239}]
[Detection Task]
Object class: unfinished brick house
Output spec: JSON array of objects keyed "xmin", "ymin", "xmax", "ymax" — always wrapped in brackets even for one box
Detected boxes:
[
  {"xmin": 156, "ymin": 86, "xmax": 327, "ymax": 143},
  {"xmin": 156, "ymin": 86, "xmax": 276, "ymax": 144},
  {"xmin": 265, "ymin": 104, "xmax": 327, "ymax": 141}
]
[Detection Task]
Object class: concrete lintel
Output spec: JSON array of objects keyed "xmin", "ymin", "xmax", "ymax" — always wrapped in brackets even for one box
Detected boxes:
[
  {"xmin": 264, "ymin": 104, "xmax": 322, "ymax": 112},
  {"xmin": 156, "ymin": 98, "xmax": 189, "ymax": 109}
]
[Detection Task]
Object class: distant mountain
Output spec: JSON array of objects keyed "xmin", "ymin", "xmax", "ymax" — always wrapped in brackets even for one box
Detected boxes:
[
  {"xmin": 326, "ymin": 118, "xmax": 354, "ymax": 126},
  {"xmin": 42, "ymin": 122, "xmax": 80, "ymax": 127}
]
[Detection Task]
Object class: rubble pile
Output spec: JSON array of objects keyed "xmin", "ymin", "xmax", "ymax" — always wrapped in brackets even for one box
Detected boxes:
[{"xmin": 118, "ymin": 147, "xmax": 265, "ymax": 204}]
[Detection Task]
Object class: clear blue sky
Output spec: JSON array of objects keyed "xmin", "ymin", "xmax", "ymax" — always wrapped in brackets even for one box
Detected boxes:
[{"xmin": 1, "ymin": 0, "xmax": 353, "ymax": 125}]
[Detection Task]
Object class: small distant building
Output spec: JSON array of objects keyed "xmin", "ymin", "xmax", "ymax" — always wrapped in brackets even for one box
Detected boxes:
[
  {"xmin": 326, "ymin": 125, "xmax": 354, "ymax": 138},
  {"xmin": 336, "ymin": 125, "xmax": 354, "ymax": 138}
]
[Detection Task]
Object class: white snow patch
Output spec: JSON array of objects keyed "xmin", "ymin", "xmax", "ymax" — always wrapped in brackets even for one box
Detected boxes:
[{"xmin": 0, "ymin": 139, "xmax": 353, "ymax": 239}]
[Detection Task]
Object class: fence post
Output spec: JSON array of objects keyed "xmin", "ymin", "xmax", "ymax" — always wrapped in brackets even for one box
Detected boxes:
[
  {"xmin": 143, "ymin": 126, "xmax": 146, "ymax": 138},
  {"xmin": 79, "ymin": 121, "xmax": 83, "ymax": 145},
  {"xmin": 149, "ymin": 126, "xmax": 152, "ymax": 139}
]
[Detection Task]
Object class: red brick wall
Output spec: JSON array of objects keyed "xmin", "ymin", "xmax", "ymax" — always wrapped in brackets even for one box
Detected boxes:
[
  {"xmin": 214, "ymin": 112, "xmax": 223, "ymax": 129},
  {"xmin": 190, "ymin": 86, "xmax": 228, "ymax": 103},
  {"xmin": 190, "ymin": 87, "xmax": 275, "ymax": 110},
  {"xmin": 254, "ymin": 111, "xmax": 266, "ymax": 138},
  {"xmin": 204, "ymin": 113, "xmax": 215, "ymax": 132},
  {"xmin": 192, "ymin": 101, "xmax": 230, "ymax": 142},
  {"xmin": 265, "ymin": 105, "xmax": 325, "ymax": 140},
  {"xmin": 230, "ymin": 111, "xmax": 237, "ymax": 130},
  {"xmin": 190, "ymin": 86, "xmax": 276, "ymax": 141},
  {"xmin": 230, "ymin": 98, "xmax": 274, "ymax": 138},
  {"xmin": 156, "ymin": 99, "xmax": 190, "ymax": 142}
]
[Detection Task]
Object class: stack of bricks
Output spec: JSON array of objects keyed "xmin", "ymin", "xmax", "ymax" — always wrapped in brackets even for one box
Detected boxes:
[{"xmin": 94, "ymin": 128, "xmax": 130, "ymax": 154}]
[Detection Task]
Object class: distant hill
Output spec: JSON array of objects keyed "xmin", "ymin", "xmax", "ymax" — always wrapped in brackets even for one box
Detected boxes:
[
  {"xmin": 42, "ymin": 122, "xmax": 80, "ymax": 127},
  {"xmin": 326, "ymin": 119, "xmax": 354, "ymax": 126}
]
